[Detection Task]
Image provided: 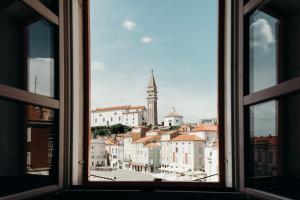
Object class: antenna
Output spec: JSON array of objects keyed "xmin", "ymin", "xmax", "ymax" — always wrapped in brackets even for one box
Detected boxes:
[
  {"xmin": 34, "ymin": 75, "xmax": 37, "ymax": 93},
  {"xmin": 172, "ymin": 106, "xmax": 175, "ymax": 112},
  {"xmin": 151, "ymin": 69, "xmax": 154, "ymax": 75}
]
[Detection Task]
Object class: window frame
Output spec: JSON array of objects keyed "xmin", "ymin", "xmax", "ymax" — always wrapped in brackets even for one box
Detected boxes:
[
  {"xmin": 82, "ymin": 0, "xmax": 227, "ymax": 189},
  {"xmin": 237, "ymin": 0, "xmax": 300, "ymax": 199},
  {"xmin": 0, "ymin": 0, "xmax": 67, "ymax": 198}
]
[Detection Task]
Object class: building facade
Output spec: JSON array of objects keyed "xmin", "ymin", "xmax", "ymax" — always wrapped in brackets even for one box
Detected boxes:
[
  {"xmin": 91, "ymin": 105, "xmax": 147, "ymax": 127},
  {"xmin": 204, "ymin": 140, "xmax": 219, "ymax": 182},
  {"xmin": 169, "ymin": 135, "xmax": 205, "ymax": 173},
  {"xmin": 89, "ymin": 138, "xmax": 107, "ymax": 169},
  {"xmin": 163, "ymin": 111, "xmax": 183, "ymax": 127}
]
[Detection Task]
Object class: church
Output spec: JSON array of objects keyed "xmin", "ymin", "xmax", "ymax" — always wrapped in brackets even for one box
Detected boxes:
[{"xmin": 91, "ymin": 71, "xmax": 159, "ymax": 127}]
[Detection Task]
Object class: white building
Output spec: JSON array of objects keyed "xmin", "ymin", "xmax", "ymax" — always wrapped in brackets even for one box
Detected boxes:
[
  {"xmin": 169, "ymin": 135, "xmax": 205, "ymax": 173},
  {"xmin": 91, "ymin": 105, "xmax": 147, "ymax": 127},
  {"xmin": 204, "ymin": 140, "xmax": 219, "ymax": 182},
  {"xmin": 187, "ymin": 124, "xmax": 218, "ymax": 144},
  {"xmin": 144, "ymin": 143, "xmax": 161, "ymax": 172},
  {"xmin": 89, "ymin": 138, "xmax": 107, "ymax": 169},
  {"xmin": 163, "ymin": 111, "xmax": 183, "ymax": 127},
  {"xmin": 110, "ymin": 144, "xmax": 124, "ymax": 169},
  {"xmin": 159, "ymin": 131, "xmax": 180, "ymax": 172},
  {"xmin": 131, "ymin": 135, "xmax": 160, "ymax": 172}
]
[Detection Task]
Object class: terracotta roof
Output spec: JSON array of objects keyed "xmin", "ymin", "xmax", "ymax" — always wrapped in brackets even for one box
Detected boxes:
[
  {"xmin": 251, "ymin": 135, "xmax": 277, "ymax": 145},
  {"xmin": 145, "ymin": 143, "xmax": 160, "ymax": 148},
  {"xmin": 193, "ymin": 124, "xmax": 218, "ymax": 132},
  {"xmin": 172, "ymin": 135, "xmax": 204, "ymax": 141},
  {"xmin": 133, "ymin": 135, "xmax": 158, "ymax": 144},
  {"xmin": 129, "ymin": 106, "xmax": 146, "ymax": 110},
  {"xmin": 160, "ymin": 130, "xmax": 178, "ymax": 135},
  {"xmin": 92, "ymin": 105, "xmax": 145, "ymax": 112}
]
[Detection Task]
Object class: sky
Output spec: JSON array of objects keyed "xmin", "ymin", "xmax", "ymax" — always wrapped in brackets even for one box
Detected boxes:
[{"xmin": 90, "ymin": 0, "xmax": 218, "ymax": 123}]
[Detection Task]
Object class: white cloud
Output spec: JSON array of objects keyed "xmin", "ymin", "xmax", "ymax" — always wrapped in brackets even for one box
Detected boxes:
[
  {"xmin": 92, "ymin": 61, "xmax": 105, "ymax": 71},
  {"xmin": 250, "ymin": 18, "xmax": 275, "ymax": 51},
  {"xmin": 141, "ymin": 36, "xmax": 152, "ymax": 44},
  {"xmin": 122, "ymin": 20, "xmax": 136, "ymax": 30}
]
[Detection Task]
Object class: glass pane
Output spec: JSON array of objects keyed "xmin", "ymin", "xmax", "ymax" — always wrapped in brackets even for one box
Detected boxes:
[
  {"xmin": 89, "ymin": 0, "xmax": 219, "ymax": 182},
  {"xmin": 262, "ymin": 0, "xmax": 300, "ymax": 81},
  {"xmin": 0, "ymin": 1, "xmax": 58, "ymax": 98},
  {"xmin": 0, "ymin": 98, "xmax": 58, "ymax": 197},
  {"xmin": 247, "ymin": 94, "xmax": 300, "ymax": 199},
  {"xmin": 26, "ymin": 105, "xmax": 56, "ymax": 176},
  {"xmin": 249, "ymin": 101, "xmax": 278, "ymax": 177},
  {"xmin": 249, "ymin": 11, "xmax": 278, "ymax": 93},
  {"xmin": 39, "ymin": 0, "xmax": 58, "ymax": 15},
  {"xmin": 27, "ymin": 20, "xmax": 56, "ymax": 97}
]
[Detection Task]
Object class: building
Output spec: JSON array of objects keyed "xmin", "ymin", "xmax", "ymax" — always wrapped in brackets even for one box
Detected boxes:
[
  {"xmin": 250, "ymin": 135, "xmax": 278, "ymax": 177},
  {"xmin": 187, "ymin": 124, "xmax": 218, "ymax": 144},
  {"xmin": 131, "ymin": 135, "xmax": 160, "ymax": 172},
  {"xmin": 163, "ymin": 111, "xmax": 183, "ymax": 127},
  {"xmin": 91, "ymin": 105, "xmax": 147, "ymax": 127},
  {"xmin": 110, "ymin": 144, "xmax": 124, "ymax": 169},
  {"xmin": 159, "ymin": 130, "xmax": 180, "ymax": 172},
  {"xmin": 169, "ymin": 135, "xmax": 205, "ymax": 173},
  {"xmin": 144, "ymin": 143, "xmax": 161, "ymax": 172},
  {"xmin": 199, "ymin": 118, "xmax": 218, "ymax": 125},
  {"xmin": 123, "ymin": 130, "xmax": 146, "ymax": 169},
  {"xmin": 146, "ymin": 70, "xmax": 158, "ymax": 126},
  {"xmin": 204, "ymin": 140, "xmax": 219, "ymax": 182},
  {"xmin": 26, "ymin": 105, "xmax": 55, "ymax": 175},
  {"xmin": 89, "ymin": 138, "xmax": 107, "ymax": 170}
]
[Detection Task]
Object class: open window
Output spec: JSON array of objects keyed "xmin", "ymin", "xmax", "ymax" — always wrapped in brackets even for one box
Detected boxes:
[
  {"xmin": 83, "ymin": 0, "xmax": 226, "ymax": 188},
  {"xmin": 0, "ymin": 0, "xmax": 63, "ymax": 198},
  {"xmin": 238, "ymin": 0, "xmax": 300, "ymax": 199}
]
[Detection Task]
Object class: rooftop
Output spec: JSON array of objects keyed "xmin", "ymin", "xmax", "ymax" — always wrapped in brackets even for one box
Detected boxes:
[
  {"xmin": 164, "ymin": 112, "xmax": 183, "ymax": 118},
  {"xmin": 92, "ymin": 105, "xmax": 146, "ymax": 112},
  {"xmin": 193, "ymin": 124, "xmax": 218, "ymax": 132},
  {"xmin": 133, "ymin": 135, "xmax": 159, "ymax": 144},
  {"xmin": 172, "ymin": 135, "xmax": 204, "ymax": 141},
  {"xmin": 145, "ymin": 143, "xmax": 160, "ymax": 148}
]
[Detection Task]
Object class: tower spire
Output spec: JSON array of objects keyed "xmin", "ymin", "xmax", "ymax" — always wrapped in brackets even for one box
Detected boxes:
[{"xmin": 146, "ymin": 70, "xmax": 158, "ymax": 127}]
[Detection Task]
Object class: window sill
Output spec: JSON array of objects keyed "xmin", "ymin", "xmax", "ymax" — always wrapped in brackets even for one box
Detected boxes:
[{"xmin": 0, "ymin": 185, "xmax": 59, "ymax": 200}]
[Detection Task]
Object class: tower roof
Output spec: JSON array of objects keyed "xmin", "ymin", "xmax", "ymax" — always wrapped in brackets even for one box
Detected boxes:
[{"xmin": 147, "ymin": 69, "xmax": 157, "ymax": 89}]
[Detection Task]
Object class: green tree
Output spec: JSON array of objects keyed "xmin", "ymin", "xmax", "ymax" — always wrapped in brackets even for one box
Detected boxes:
[{"xmin": 109, "ymin": 124, "xmax": 132, "ymax": 135}]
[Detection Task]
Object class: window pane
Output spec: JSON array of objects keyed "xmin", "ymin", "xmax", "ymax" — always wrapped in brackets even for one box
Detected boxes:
[
  {"xmin": 0, "ymin": 1, "xmax": 58, "ymax": 98},
  {"xmin": 89, "ymin": 0, "xmax": 219, "ymax": 182},
  {"xmin": 249, "ymin": 0, "xmax": 300, "ymax": 90},
  {"xmin": 249, "ymin": 11, "xmax": 278, "ymax": 93},
  {"xmin": 0, "ymin": 98, "xmax": 58, "ymax": 197},
  {"xmin": 27, "ymin": 20, "xmax": 56, "ymax": 97},
  {"xmin": 262, "ymin": 0, "xmax": 300, "ymax": 81},
  {"xmin": 247, "ymin": 94, "xmax": 300, "ymax": 199},
  {"xmin": 248, "ymin": 100, "xmax": 278, "ymax": 178}
]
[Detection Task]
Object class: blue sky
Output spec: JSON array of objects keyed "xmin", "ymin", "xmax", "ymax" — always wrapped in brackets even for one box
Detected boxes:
[{"xmin": 90, "ymin": 0, "xmax": 218, "ymax": 123}]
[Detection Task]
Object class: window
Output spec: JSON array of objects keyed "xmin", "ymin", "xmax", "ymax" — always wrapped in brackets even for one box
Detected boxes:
[
  {"xmin": 0, "ymin": 0, "xmax": 61, "ymax": 197},
  {"xmin": 238, "ymin": 0, "xmax": 300, "ymax": 198},
  {"xmin": 86, "ymin": 0, "xmax": 224, "ymax": 187}
]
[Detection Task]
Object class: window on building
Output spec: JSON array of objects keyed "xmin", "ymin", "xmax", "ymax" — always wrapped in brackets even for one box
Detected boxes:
[
  {"xmin": 239, "ymin": 0, "xmax": 300, "ymax": 198},
  {"xmin": 0, "ymin": 0, "xmax": 60, "ymax": 197},
  {"xmin": 86, "ymin": 0, "xmax": 223, "ymax": 186}
]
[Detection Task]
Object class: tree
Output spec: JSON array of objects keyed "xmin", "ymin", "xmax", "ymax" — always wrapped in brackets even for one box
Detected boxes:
[
  {"xmin": 109, "ymin": 124, "xmax": 132, "ymax": 135},
  {"xmin": 91, "ymin": 126, "xmax": 109, "ymax": 138}
]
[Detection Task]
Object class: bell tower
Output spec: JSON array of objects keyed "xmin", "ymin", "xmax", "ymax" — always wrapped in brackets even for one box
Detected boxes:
[{"xmin": 147, "ymin": 70, "xmax": 158, "ymax": 126}]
